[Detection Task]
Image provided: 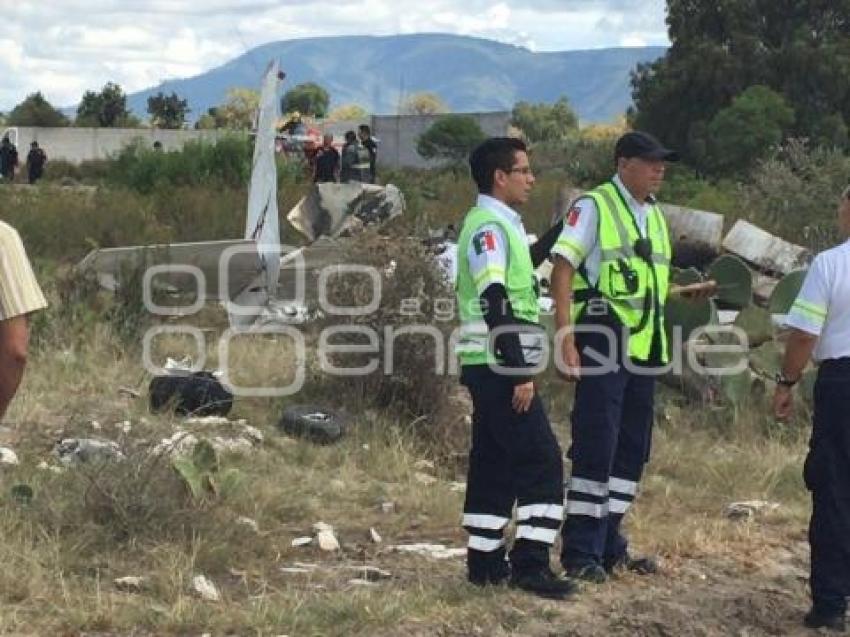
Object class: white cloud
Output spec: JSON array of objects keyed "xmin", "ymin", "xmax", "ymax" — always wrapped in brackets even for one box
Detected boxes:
[{"xmin": 0, "ymin": 0, "xmax": 669, "ymax": 111}]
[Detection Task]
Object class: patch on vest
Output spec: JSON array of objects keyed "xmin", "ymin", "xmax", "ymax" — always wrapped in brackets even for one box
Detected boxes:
[
  {"xmin": 472, "ymin": 230, "xmax": 497, "ymax": 255},
  {"xmin": 566, "ymin": 206, "xmax": 581, "ymax": 227}
]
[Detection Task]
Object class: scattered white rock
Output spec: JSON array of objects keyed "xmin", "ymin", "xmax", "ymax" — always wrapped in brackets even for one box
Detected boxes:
[
  {"xmin": 90, "ymin": 420, "xmax": 102, "ymax": 431},
  {"xmin": 114, "ymin": 420, "xmax": 132, "ymax": 434},
  {"xmin": 114, "ymin": 576, "xmax": 147, "ymax": 593},
  {"xmin": 390, "ymin": 543, "xmax": 466, "ymax": 560},
  {"xmin": 291, "ymin": 536, "xmax": 313, "ymax": 547},
  {"xmin": 313, "ymin": 522, "xmax": 340, "ymax": 552},
  {"xmin": 211, "ymin": 436, "xmax": 253, "ymax": 455},
  {"xmin": 369, "ymin": 527, "xmax": 382, "ymax": 544},
  {"xmin": 414, "ymin": 472, "xmax": 437, "ymax": 486},
  {"xmin": 362, "ymin": 444, "xmax": 370, "ymax": 451},
  {"xmin": 185, "ymin": 416, "xmax": 231, "ymax": 426},
  {"xmin": 236, "ymin": 516, "xmax": 259, "ymax": 533},
  {"xmin": 54, "ymin": 438, "xmax": 125, "ymax": 465},
  {"xmin": 280, "ymin": 566, "xmax": 313, "ymax": 574},
  {"xmin": 242, "ymin": 425, "xmax": 264, "ymax": 444},
  {"xmin": 330, "ymin": 479, "xmax": 346, "ymax": 491},
  {"xmin": 726, "ymin": 500, "xmax": 781, "ymax": 519},
  {"xmin": 118, "ymin": 386, "xmax": 141, "ymax": 398},
  {"xmin": 380, "ymin": 502, "xmax": 396, "ymax": 514},
  {"xmin": 448, "ymin": 481, "xmax": 467, "ymax": 493},
  {"xmin": 0, "ymin": 446, "xmax": 19, "ymax": 466},
  {"xmin": 191, "ymin": 574, "xmax": 221, "ymax": 602},
  {"xmin": 414, "ymin": 459, "xmax": 436, "ymax": 471},
  {"xmin": 152, "ymin": 431, "xmax": 199, "ymax": 457}
]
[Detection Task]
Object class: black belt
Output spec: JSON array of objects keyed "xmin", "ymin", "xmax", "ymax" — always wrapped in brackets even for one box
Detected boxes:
[{"xmin": 573, "ymin": 288, "xmax": 602, "ymax": 303}]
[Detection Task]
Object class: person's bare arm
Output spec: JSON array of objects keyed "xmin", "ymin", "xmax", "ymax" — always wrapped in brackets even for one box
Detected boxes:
[
  {"xmin": 772, "ymin": 327, "xmax": 818, "ymax": 421},
  {"xmin": 0, "ymin": 315, "xmax": 30, "ymax": 421},
  {"xmin": 551, "ymin": 255, "xmax": 581, "ymax": 381}
]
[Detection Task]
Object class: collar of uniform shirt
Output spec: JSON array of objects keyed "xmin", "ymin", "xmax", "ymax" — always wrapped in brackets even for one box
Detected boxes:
[
  {"xmin": 611, "ymin": 173, "xmax": 657, "ymax": 209},
  {"xmin": 476, "ymin": 193, "xmax": 524, "ymax": 229}
]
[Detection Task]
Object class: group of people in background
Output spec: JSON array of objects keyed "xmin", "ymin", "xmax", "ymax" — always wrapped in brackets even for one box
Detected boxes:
[
  {"xmin": 311, "ymin": 124, "xmax": 377, "ymax": 184},
  {"xmin": 0, "ymin": 136, "xmax": 47, "ymax": 185}
]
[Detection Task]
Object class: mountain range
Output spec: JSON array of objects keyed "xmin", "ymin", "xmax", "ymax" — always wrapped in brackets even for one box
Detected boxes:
[{"xmin": 124, "ymin": 34, "xmax": 666, "ymax": 124}]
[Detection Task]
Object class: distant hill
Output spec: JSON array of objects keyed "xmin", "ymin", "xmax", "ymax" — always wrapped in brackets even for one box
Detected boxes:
[{"xmin": 123, "ymin": 34, "xmax": 665, "ymax": 124}]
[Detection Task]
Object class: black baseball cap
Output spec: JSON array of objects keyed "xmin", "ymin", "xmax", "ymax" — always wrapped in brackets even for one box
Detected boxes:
[{"xmin": 615, "ymin": 131, "xmax": 679, "ymax": 162}]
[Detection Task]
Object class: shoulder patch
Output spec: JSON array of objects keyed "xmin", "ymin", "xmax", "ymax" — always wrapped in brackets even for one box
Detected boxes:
[
  {"xmin": 566, "ymin": 206, "xmax": 581, "ymax": 227},
  {"xmin": 472, "ymin": 230, "xmax": 497, "ymax": 255}
]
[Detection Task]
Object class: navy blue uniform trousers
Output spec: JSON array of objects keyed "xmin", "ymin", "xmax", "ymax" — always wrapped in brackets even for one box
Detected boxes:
[
  {"xmin": 461, "ymin": 365, "xmax": 565, "ymax": 578},
  {"xmin": 560, "ymin": 325, "xmax": 656, "ymax": 570},
  {"xmin": 806, "ymin": 358, "xmax": 850, "ymax": 615}
]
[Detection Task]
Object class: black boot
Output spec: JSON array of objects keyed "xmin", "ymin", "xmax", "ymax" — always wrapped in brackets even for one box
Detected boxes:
[
  {"xmin": 564, "ymin": 562, "xmax": 608, "ymax": 583},
  {"xmin": 468, "ymin": 560, "xmax": 510, "ymax": 587},
  {"xmin": 467, "ymin": 549, "xmax": 510, "ymax": 587},
  {"xmin": 604, "ymin": 552, "xmax": 658, "ymax": 575},
  {"xmin": 804, "ymin": 607, "xmax": 846, "ymax": 632},
  {"xmin": 509, "ymin": 568, "xmax": 578, "ymax": 600}
]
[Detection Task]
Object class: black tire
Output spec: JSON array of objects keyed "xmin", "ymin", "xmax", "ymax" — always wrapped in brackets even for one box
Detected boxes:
[
  {"xmin": 277, "ymin": 405, "xmax": 347, "ymax": 444},
  {"xmin": 148, "ymin": 372, "xmax": 233, "ymax": 417}
]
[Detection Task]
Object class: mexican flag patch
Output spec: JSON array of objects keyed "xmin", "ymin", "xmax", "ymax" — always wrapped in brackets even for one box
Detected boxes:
[{"xmin": 473, "ymin": 230, "xmax": 497, "ymax": 255}]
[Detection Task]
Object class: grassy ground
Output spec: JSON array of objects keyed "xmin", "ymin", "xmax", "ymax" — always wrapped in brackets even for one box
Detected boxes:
[{"xmin": 0, "ymin": 316, "xmax": 816, "ymax": 635}]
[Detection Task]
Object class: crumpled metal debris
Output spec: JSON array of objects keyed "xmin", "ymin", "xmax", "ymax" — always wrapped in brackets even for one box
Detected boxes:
[
  {"xmin": 0, "ymin": 446, "xmax": 19, "ymax": 466},
  {"xmin": 287, "ymin": 183, "xmax": 405, "ymax": 242},
  {"xmin": 54, "ymin": 438, "xmax": 125, "ymax": 465}
]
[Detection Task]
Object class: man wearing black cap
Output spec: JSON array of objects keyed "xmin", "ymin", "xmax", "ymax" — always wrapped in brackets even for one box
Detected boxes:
[{"xmin": 549, "ymin": 131, "xmax": 678, "ymax": 583}]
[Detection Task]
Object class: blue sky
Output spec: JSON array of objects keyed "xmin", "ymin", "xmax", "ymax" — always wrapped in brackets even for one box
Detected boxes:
[{"xmin": 0, "ymin": 0, "xmax": 668, "ymax": 110}]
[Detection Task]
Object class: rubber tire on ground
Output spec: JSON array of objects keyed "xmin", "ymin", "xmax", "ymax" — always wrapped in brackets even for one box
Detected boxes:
[
  {"xmin": 277, "ymin": 405, "xmax": 347, "ymax": 444},
  {"xmin": 148, "ymin": 371, "xmax": 233, "ymax": 417}
]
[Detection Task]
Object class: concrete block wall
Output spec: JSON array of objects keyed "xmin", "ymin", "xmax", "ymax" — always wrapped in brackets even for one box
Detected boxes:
[
  {"xmin": 1, "ymin": 111, "xmax": 510, "ymax": 169},
  {"xmin": 1, "ymin": 126, "xmax": 237, "ymax": 163}
]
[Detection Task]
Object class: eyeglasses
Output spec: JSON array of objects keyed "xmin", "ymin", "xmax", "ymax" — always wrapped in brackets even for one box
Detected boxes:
[{"xmin": 508, "ymin": 166, "xmax": 534, "ymax": 176}]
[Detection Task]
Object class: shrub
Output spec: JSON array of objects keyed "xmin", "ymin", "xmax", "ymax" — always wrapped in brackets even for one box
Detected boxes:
[
  {"xmin": 311, "ymin": 232, "xmax": 462, "ymax": 451},
  {"xmin": 740, "ymin": 139, "xmax": 849, "ymax": 248},
  {"xmin": 416, "ymin": 115, "xmax": 486, "ymax": 165}
]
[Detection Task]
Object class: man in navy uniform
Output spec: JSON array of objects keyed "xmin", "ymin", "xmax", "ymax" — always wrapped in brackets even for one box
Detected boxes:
[
  {"xmin": 774, "ymin": 186, "xmax": 850, "ymax": 631},
  {"xmin": 455, "ymin": 137, "xmax": 574, "ymax": 599},
  {"xmin": 550, "ymin": 131, "xmax": 679, "ymax": 583}
]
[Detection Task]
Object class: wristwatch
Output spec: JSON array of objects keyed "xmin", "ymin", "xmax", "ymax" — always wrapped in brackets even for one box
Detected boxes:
[{"xmin": 775, "ymin": 371, "xmax": 799, "ymax": 387}]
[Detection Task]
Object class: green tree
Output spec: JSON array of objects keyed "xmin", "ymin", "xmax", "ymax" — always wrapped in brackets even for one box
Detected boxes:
[
  {"xmin": 511, "ymin": 97, "xmax": 578, "ymax": 143},
  {"xmin": 280, "ymin": 82, "xmax": 329, "ymax": 118},
  {"xmin": 147, "ymin": 91, "xmax": 190, "ymax": 129},
  {"xmin": 7, "ymin": 92, "xmax": 69, "ymax": 127},
  {"xmin": 75, "ymin": 82, "xmax": 137, "ymax": 127},
  {"xmin": 400, "ymin": 92, "xmax": 449, "ymax": 116},
  {"xmin": 195, "ymin": 89, "xmax": 259, "ymax": 130},
  {"xmin": 416, "ymin": 115, "xmax": 486, "ymax": 164},
  {"xmin": 631, "ymin": 0, "xmax": 850, "ymax": 167},
  {"xmin": 702, "ymin": 85, "xmax": 795, "ymax": 175},
  {"xmin": 326, "ymin": 103, "xmax": 369, "ymax": 121}
]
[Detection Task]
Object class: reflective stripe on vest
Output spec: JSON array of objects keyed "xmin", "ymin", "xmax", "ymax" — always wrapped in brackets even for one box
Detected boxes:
[
  {"xmin": 572, "ymin": 182, "xmax": 671, "ymax": 362},
  {"xmin": 455, "ymin": 206, "xmax": 538, "ymax": 366}
]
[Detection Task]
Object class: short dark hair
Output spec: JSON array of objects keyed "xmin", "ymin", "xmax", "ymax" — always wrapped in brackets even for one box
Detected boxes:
[
  {"xmin": 469, "ymin": 137, "xmax": 527, "ymax": 194},
  {"xmin": 844, "ymin": 185, "xmax": 850, "ymax": 200},
  {"xmin": 358, "ymin": 124, "xmax": 371, "ymax": 135},
  {"xmin": 344, "ymin": 130, "xmax": 357, "ymax": 143}
]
